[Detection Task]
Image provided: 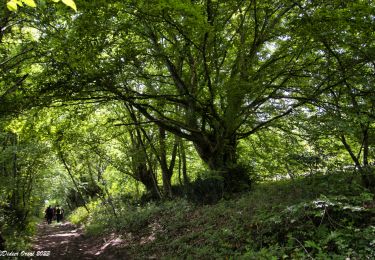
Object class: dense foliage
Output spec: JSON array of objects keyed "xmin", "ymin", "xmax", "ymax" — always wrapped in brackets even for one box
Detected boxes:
[{"xmin": 0, "ymin": 0, "xmax": 374, "ymax": 257}]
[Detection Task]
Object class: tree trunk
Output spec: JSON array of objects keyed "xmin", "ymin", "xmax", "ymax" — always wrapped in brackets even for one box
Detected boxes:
[
  {"xmin": 159, "ymin": 127, "xmax": 173, "ymax": 198},
  {"xmin": 361, "ymin": 127, "xmax": 374, "ymax": 189},
  {"xmin": 363, "ymin": 127, "xmax": 369, "ymax": 166},
  {"xmin": 194, "ymin": 134, "xmax": 238, "ymax": 171},
  {"xmin": 57, "ymin": 148, "xmax": 90, "ymax": 213},
  {"xmin": 126, "ymin": 104, "xmax": 162, "ymax": 199},
  {"xmin": 178, "ymin": 138, "xmax": 189, "ymax": 186},
  {"xmin": 340, "ymin": 134, "xmax": 372, "ymax": 188}
]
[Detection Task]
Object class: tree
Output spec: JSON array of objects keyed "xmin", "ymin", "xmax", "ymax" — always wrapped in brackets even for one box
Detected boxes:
[
  {"xmin": 295, "ymin": 0, "xmax": 375, "ymax": 187},
  {"xmin": 0, "ymin": 112, "xmax": 53, "ymax": 227},
  {"xmin": 0, "ymin": 4, "xmax": 34, "ymax": 116},
  {"xmin": 32, "ymin": 0, "xmax": 343, "ymax": 179}
]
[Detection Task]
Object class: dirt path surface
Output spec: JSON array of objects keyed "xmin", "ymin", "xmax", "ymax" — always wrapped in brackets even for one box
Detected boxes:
[{"xmin": 31, "ymin": 222, "xmax": 126, "ymax": 259}]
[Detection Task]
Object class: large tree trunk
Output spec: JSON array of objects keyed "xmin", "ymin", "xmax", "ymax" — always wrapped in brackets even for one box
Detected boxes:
[
  {"xmin": 193, "ymin": 133, "xmax": 252, "ymax": 193},
  {"xmin": 194, "ymin": 134, "xmax": 238, "ymax": 171}
]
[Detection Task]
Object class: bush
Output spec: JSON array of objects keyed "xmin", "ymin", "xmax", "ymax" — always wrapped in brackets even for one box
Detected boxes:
[
  {"xmin": 188, "ymin": 172, "xmax": 224, "ymax": 204},
  {"xmin": 117, "ymin": 203, "xmax": 163, "ymax": 232},
  {"xmin": 245, "ymin": 192, "xmax": 375, "ymax": 258},
  {"xmin": 222, "ymin": 164, "xmax": 253, "ymax": 193},
  {"xmin": 185, "ymin": 164, "xmax": 253, "ymax": 204},
  {"xmin": 68, "ymin": 206, "xmax": 89, "ymax": 225}
]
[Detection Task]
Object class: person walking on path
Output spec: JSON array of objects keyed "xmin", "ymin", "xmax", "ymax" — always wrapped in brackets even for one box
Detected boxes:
[
  {"xmin": 56, "ymin": 205, "xmax": 64, "ymax": 223},
  {"xmin": 45, "ymin": 205, "xmax": 54, "ymax": 224}
]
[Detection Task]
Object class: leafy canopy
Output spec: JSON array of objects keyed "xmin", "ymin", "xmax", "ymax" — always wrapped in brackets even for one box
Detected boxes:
[{"xmin": 6, "ymin": 0, "xmax": 77, "ymax": 12}]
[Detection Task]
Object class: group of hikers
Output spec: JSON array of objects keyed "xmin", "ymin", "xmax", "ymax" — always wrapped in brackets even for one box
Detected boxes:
[{"xmin": 45, "ymin": 205, "xmax": 64, "ymax": 224}]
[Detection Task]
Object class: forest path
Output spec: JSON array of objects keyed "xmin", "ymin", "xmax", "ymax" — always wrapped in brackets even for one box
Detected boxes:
[{"xmin": 31, "ymin": 221, "xmax": 126, "ymax": 259}]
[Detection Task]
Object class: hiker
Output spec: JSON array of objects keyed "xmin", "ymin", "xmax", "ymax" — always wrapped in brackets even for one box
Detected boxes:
[
  {"xmin": 52, "ymin": 206, "xmax": 57, "ymax": 221},
  {"xmin": 56, "ymin": 205, "xmax": 64, "ymax": 223},
  {"xmin": 45, "ymin": 205, "xmax": 54, "ymax": 224}
]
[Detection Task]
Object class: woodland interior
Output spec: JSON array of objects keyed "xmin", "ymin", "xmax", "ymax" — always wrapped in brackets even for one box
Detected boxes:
[{"xmin": 0, "ymin": 0, "xmax": 375, "ymax": 258}]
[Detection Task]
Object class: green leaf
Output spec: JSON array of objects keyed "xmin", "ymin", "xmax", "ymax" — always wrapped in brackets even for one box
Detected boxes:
[
  {"xmin": 15, "ymin": 0, "xmax": 24, "ymax": 6},
  {"xmin": 61, "ymin": 0, "xmax": 76, "ymax": 11},
  {"xmin": 7, "ymin": 1, "xmax": 18, "ymax": 11},
  {"xmin": 22, "ymin": 0, "xmax": 37, "ymax": 8},
  {"xmin": 51, "ymin": 0, "xmax": 60, "ymax": 2}
]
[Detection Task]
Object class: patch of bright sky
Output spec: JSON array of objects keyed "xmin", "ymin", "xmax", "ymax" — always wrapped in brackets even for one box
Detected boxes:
[{"xmin": 258, "ymin": 41, "xmax": 278, "ymax": 61}]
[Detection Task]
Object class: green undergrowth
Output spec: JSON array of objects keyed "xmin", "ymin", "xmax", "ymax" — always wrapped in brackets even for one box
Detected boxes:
[
  {"xmin": 0, "ymin": 214, "xmax": 38, "ymax": 251},
  {"xmin": 69, "ymin": 172, "xmax": 375, "ymax": 259}
]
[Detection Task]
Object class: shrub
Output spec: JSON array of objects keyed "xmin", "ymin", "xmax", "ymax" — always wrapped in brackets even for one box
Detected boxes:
[
  {"xmin": 188, "ymin": 172, "xmax": 224, "ymax": 204},
  {"xmin": 245, "ymin": 192, "xmax": 375, "ymax": 258},
  {"xmin": 68, "ymin": 206, "xmax": 89, "ymax": 225},
  {"xmin": 222, "ymin": 163, "xmax": 253, "ymax": 193},
  {"xmin": 185, "ymin": 164, "xmax": 254, "ymax": 204}
]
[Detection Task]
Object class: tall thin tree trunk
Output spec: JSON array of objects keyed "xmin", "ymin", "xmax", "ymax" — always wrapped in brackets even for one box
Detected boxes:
[
  {"xmin": 57, "ymin": 149, "xmax": 90, "ymax": 213},
  {"xmin": 179, "ymin": 138, "xmax": 189, "ymax": 186},
  {"xmin": 361, "ymin": 127, "xmax": 373, "ymax": 189},
  {"xmin": 340, "ymin": 134, "xmax": 371, "ymax": 188},
  {"xmin": 159, "ymin": 127, "xmax": 173, "ymax": 198},
  {"xmin": 363, "ymin": 128, "xmax": 369, "ymax": 166}
]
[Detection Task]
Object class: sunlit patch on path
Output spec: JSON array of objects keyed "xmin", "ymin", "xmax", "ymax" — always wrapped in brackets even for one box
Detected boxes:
[{"xmin": 31, "ymin": 221, "xmax": 126, "ymax": 259}]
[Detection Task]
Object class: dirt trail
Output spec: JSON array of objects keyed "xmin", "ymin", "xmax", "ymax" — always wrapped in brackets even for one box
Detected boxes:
[{"xmin": 31, "ymin": 221, "xmax": 126, "ymax": 259}]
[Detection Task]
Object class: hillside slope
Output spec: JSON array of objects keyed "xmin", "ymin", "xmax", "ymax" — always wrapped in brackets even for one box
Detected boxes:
[{"xmin": 70, "ymin": 173, "xmax": 375, "ymax": 259}]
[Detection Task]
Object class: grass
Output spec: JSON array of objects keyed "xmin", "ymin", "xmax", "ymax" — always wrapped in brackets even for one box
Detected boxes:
[{"xmin": 72, "ymin": 171, "xmax": 375, "ymax": 259}]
